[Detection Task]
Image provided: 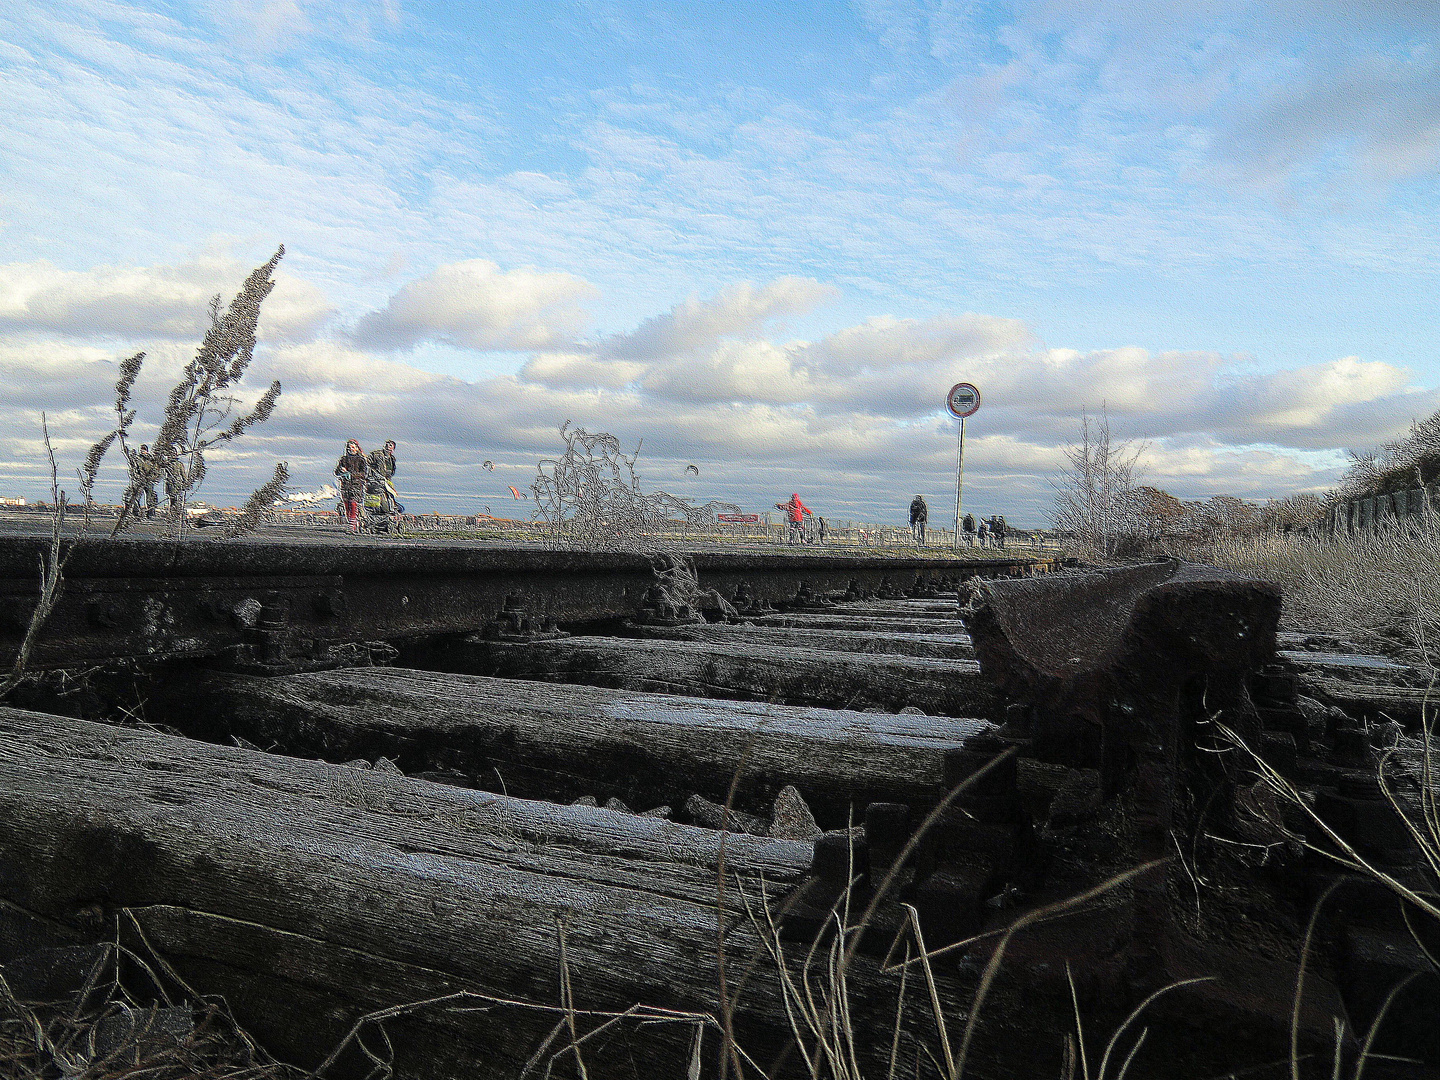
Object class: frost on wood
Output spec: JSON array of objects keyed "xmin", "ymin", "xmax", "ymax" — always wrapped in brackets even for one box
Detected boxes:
[{"xmin": 530, "ymin": 422, "xmax": 741, "ymax": 551}]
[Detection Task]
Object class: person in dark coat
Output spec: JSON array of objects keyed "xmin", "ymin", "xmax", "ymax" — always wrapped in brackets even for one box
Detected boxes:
[
  {"xmin": 367, "ymin": 439, "xmax": 399, "ymax": 514},
  {"xmin": 367, "ymin": 440, "xmax": 397, "ymax": 481},
  {"xmin": 161, "ymin": 443, "xmax": 188, "ymax": 517},
  {"xmin": 962, "ymin": 512, "xmax": 976, "ymax": 546},
  {"xmin": 335, "ymin": 439, "xmax": 368, "ymax": 533},
  {"xmin": 909, "ymin": 495, "xmax": 929, "ymax": 545},
  {"xmin": 992, "ymin": 515, "xmax": 1008, "ymax": 549}
]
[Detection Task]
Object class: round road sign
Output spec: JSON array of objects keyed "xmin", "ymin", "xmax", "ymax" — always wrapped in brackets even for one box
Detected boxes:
[{"xmin": 946, "ymin": 382, "xmax": 981, "ymax": 419}]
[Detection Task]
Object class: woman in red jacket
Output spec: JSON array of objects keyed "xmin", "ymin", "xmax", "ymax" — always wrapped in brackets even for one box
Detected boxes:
[{"xmin": 774, "ymin": 493, "xmax": 812, "ymax": 545}]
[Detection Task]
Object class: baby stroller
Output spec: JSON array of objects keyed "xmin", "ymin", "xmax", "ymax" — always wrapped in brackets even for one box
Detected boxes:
[{"xmin": 362, "ymin": 476, "xmax": 404, "ymax": 534}]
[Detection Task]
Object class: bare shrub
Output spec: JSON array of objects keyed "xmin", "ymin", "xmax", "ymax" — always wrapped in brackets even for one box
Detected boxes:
[
  {"xmin": 1337, "ymin": 405, "xmax": 1440, "ymax": 499},
  {"xmin": 1049, "ymin": 409, "xmax": 1147, "ymax": 557},
  {"xmin": 531, "ymin": 422, "xmax": 741, "ymax": 551}
]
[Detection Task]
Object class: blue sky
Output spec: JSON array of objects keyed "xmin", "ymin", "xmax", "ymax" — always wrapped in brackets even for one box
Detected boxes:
[{"xmin": 1, "ymin": 0, "xmax": 1437, "ymax": 525}]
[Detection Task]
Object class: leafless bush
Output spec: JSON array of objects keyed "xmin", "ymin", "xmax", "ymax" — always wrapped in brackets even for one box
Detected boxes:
[
  {"xmin": 531, "ymin": 422, "xmax": 741, "ymax": 551},
  {"xmin": 1337, "ymin": 405, "xmax": 1440, "ymax": 500},
  {"xmin": 1049, "ymin": 409, "xmax": 1147, "ymax": 557}
]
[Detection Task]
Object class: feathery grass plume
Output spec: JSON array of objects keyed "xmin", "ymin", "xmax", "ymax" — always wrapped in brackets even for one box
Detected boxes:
[
  {"xmin": 221, "ymin": 462, "xmax": 289, "ymax": 538},
  {"xmin": 188, "ymin": 446, "xmax": 207, "ymax": 492},
  {"xmin": 76, "ymin": 430, "xmax": 117, "ymax": 509},
  {"xmin": 220, "ymin": 380, "xmax": 281, "ymax": 441},
  {"xmin": 107, "ymin": 247, "xmax": 285, "ymax": 537},
  {"xmin": 66, "ymin": 352, "xmax": 147, "ymax": 522},
  {"xmin": 153, "ymin": 246, "xmax": 282, "ymax": 453},
  {"xmin": 113, "ymin": 350, "xmax": 145, "ymax": 413}
]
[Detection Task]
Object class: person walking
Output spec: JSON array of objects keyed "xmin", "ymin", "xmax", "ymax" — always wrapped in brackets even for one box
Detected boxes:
[
  {"xmin": 977, "ymin": 518, "xmax": 989, "ymax": 548},
  {"xmin": 992, "ymin": 515, "xmax": 1008, "ymax": 550},
  {"xmin": 909, "ymin": 494, "xmax": 929, "ymax": 545},
  {"xmin": 962, "ymin": 512, "xmax": 976, "ymax": 547},
  {"xmin": 817, "ymin": 516, "xmax": 827, "ymax": 544},
  {"xmin": 127, "ymin": 444, "xmax": 161, "ymax": 519},
  {"xmin": 334, "ymin": 439, "xmax": 368, "ymax": 534},
  {"xmin": 162, "ymin": 444, "xmax": 188, "ymax": 518},
  {"xmin": 774, "ymin": 493, "xmax": 813, "ymax": 545}
]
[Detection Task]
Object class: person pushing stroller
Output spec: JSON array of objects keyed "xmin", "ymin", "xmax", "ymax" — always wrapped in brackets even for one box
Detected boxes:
[{"xmin": 366, "ymin": 440, "xmax": 402, "ymax": 519}]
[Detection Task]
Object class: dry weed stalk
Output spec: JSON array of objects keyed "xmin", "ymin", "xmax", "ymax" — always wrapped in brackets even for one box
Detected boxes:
[
  {"xmin": 0, "ymin": 417, "xmax": 68, "ymax": 700},
  {"xmin": 0, "ymin": 911, "xmax": 295, "ymax": 1080},
  {"xmin": 110, "ymin": 247, "xmax": 288, "ymax": 538},
  {"xmin": 727, "ymin": 748, "xmax": 1184, "ymax": 1080},
  {"xmin": 1216, "ymin": 719, "xmax": 1439, "ymax": 1080}
]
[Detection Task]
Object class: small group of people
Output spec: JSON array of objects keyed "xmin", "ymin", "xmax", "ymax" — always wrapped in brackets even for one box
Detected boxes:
[
  {"xmin": 962, "ymin": 512, "xmax": 1008, "ymax": 548},
  {"xmin": 907, "ymin": 496, "xmax": 1009, "ymax": 548},
  {"xmin": 775, "ymin": 493, "xmax": 826, "ymax": 544},
  {"xmin": 335, "ymin": 438, "xmax": 399, "ymax": 534},
  {"xmin": 125, "ymin": 443, "xmax": 186, "ymax": 520}
]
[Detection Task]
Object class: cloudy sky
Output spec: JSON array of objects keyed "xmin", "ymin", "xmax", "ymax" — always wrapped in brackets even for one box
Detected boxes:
[{"xmin": 2, "ymin": 0, "xmax": 1437, "ymax": 525}]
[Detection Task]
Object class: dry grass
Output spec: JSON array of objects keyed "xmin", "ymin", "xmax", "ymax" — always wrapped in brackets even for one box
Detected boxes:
[
  {"xmin": 1170, "ymin": 520, "xmax": 1440, "ymax": 653},
  {"xmin": 1193, "ymin": 515, "xmax": 1440, "ymax": 1079},
  {"xmin": 0, "ymin": 923, "xmax": 297, "ymax": 1080}
]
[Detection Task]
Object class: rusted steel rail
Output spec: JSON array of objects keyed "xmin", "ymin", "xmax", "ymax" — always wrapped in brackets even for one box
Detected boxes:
[{"xmin": 0, "ymin": 530, "xmax": 1055, "ymax": 671}]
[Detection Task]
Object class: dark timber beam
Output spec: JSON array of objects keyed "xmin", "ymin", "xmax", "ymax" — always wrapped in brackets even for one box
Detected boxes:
[
  {"xmin": 403, "ymin": 634, "xmax": 995, "ymax": 717},
  {"xmin": 154, "ymin": 667, "xmax": 999, "ymax": 824},
  {"xmin": 0, "ymin": 531, "xmax": 1054, "ymax": 670}
]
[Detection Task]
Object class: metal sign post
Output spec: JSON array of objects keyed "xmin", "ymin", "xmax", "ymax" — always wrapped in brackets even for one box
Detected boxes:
[{"xmin": 945, "ymin": 383, "xmax": 981, "ymax": 552}]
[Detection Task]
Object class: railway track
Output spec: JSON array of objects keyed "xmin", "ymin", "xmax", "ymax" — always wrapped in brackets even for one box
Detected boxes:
[{"xmin": 0, "ymin": 536, "xmax": 1436, "ymax": 1078}]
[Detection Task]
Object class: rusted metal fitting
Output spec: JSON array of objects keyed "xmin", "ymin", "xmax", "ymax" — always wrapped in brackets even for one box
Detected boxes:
[
  {"xmin": 483, "ymin": 594, "xmax": 568, "ymax": 641},
  {"xmin": 632, "ymin": 584, "xmax": 703, "ymax": 627},
  {"xmin": 730, "ymin": 581, "xmax": 773, "ymax": 616}
]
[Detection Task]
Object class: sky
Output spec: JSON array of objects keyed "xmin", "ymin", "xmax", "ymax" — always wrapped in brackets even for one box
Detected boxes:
[{"xmin": 1, "ymin": 0, "xmax": 1438, "ymax": 526}]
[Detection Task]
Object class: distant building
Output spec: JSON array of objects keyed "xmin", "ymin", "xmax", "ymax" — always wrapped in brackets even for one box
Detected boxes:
[{"xmin": 0, "ymin": 497, "xmax": 25, "ymax": 506}]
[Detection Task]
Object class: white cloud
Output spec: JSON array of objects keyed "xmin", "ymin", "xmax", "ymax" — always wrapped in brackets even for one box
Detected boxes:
[
  {"xmin": 0, "ymin": 249, "xmax": 1433, "ymax": 524},
  {"xmin": 0, "ymin": 249, "xmax": 332, "ymax": 342},
  {"xmin": 605, "ymin": 278, "xmax": 839, "ymax": 359},
  {"xmin": 200, "ymin": 0, "xmax": 402, "ymax": 52},
  {"xmin": 351, "ymin": 260, "xmax": 598, "ymax": 353},
  {"xmin": 1216, "ymin": 50, "xmax": 1440, "ymax": 185}
]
